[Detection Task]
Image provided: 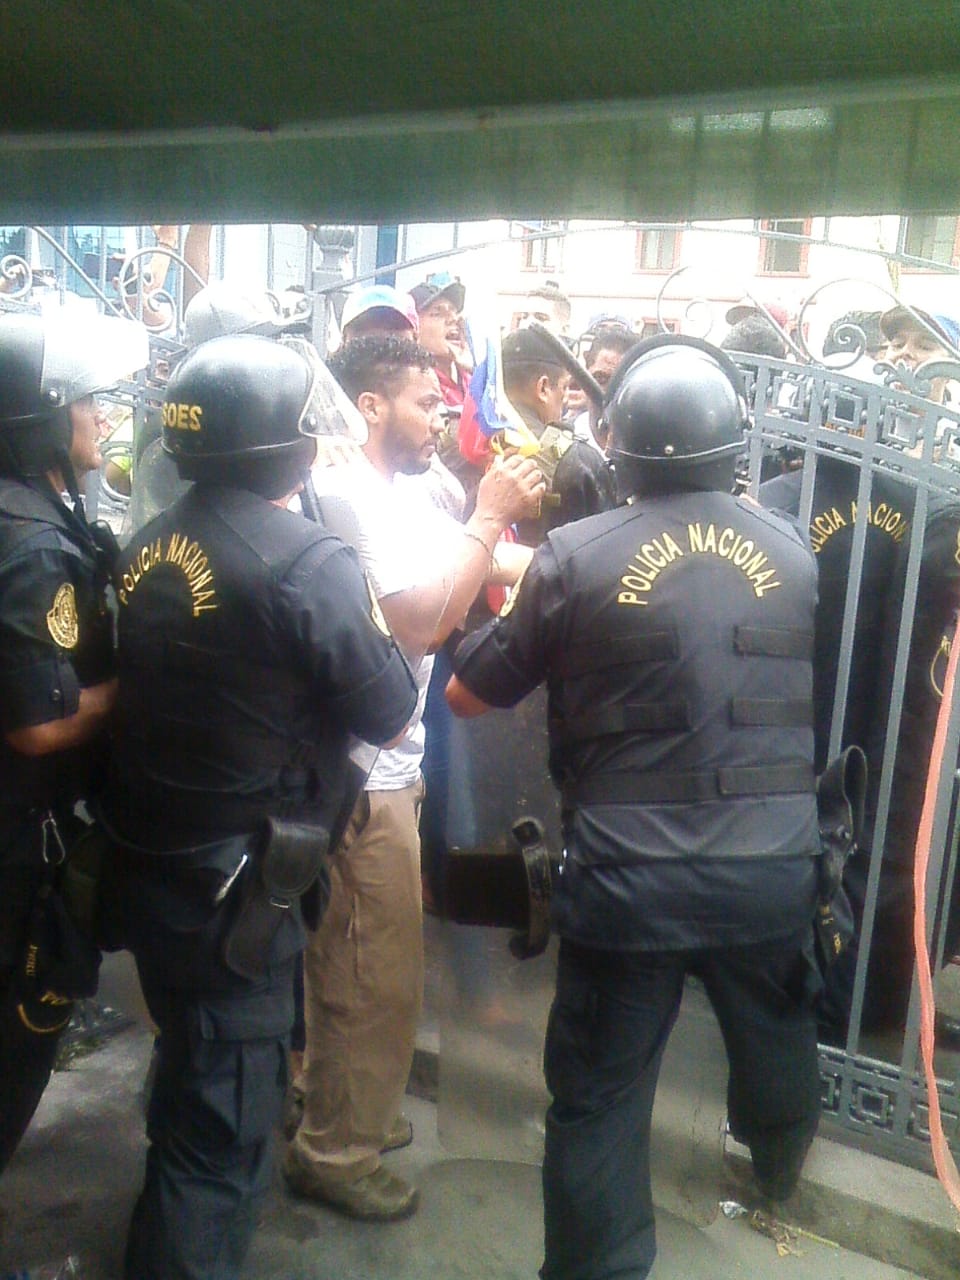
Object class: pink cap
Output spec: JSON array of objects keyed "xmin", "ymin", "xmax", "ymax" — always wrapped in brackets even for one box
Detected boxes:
[
  {"xmin": 726, "ymin": 301, "xmax": 790, "ymax": 330},
  {"xmin": 341, "ymin": 285, "xmax": 419, "ymax": 335}
]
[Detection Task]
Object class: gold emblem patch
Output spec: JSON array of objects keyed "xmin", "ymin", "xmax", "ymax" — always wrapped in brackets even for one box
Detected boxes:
[
  {"xmin": 366, "ymin": 574, "xmax": 392, "ymax": 638},
  {"xmin": 46, "ymin": 583, "xmax": 79, "ymax": 649},
  {"xmin": 498, "ymin": 561, "xmax": 529, "ymax": 618}
]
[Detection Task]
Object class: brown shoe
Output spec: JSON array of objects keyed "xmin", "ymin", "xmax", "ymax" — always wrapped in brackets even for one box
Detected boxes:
[
  {"xmin": 283, "ymin": 1151, "xmax": 419, "ymax": 1222},
  {"xmin": 381, "ymin": 1114, "xmax": 413, "ymax": 1153}
]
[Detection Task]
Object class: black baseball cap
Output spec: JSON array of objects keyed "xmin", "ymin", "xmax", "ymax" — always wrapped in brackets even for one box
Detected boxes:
[
  {"xmin": 410, "ymin": 273, "xmax": 466, "ymax": 314},
  {"xmin": 501, "ymin": 327, "xmax": 568, "ymax": 371}
]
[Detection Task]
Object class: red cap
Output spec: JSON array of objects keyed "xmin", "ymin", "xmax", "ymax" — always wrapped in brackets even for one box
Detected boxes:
[{"xmin": 725, "ymin": 301, "xmax": 790, "ymax": 330}]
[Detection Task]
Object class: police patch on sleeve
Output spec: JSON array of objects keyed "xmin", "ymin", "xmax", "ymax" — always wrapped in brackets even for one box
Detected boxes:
[
  {"xmin": 46, "ymin": 582, "xmax": 79, "ymax": 649},
  {"xmin": 498, "ymin": 561, "xmax": 529, "ymax": 618},
  {"xmin": 366, "ymin": 574, "xmax": 392, "ymax": 638}
]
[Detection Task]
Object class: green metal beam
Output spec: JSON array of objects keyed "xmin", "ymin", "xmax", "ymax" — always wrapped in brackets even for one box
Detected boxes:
[{"xmin": 2, "ymin": 2, "xmax": 959, "ymax": 222}]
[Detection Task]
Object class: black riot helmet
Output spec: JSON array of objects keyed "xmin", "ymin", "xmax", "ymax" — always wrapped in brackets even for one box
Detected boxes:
[
  {"xmin": 603, "ymin": 334, "xmax": 747, "ymax": 497},
  {"xmin": 0, "ymin": 310, "xmax": 147, "ymax": 491},
  {"xmin": 162, "ymin": 333, "xmax": 365, "ymax": 497}
]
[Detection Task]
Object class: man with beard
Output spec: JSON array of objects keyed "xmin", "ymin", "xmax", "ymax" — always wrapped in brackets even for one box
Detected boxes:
[{"xmin": 284, "ymin": 334, "xmax": 544, "ymax": 1220}]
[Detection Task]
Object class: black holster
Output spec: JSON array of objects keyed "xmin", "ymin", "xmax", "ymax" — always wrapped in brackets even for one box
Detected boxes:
[
  {"xmin": 300, "ymin": 757, "xmax": 367, "ymax": 930},
  {"xmin": 223, "ymin": 817, "xmax": 329, "ymax": 980},
  {"xmin": 14, "ymin": 812, "xmax": 103, "ymax": 1034},
  {"xmin": 814, "ymin": 745, "xmax": 867, "ymax": 970},
  {"xmin": 60, "ymin": 820, "xmax": 114, "ymax": 948}
]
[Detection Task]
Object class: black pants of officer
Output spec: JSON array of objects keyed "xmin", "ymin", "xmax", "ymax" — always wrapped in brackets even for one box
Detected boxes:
[
  {"xmin": 817, "ymin": 849, "xmax": 915, "ymax": 1036},
  {"xmin": 420, "ymin": 647, "xmax": 455, "ymax": 910},
  {"xmin": 540, "ymin": 930, "xmax": 821, "ymax": 1280},
  {"xmin": 0, "ymin": 819, "xmax": 70, "ymax": 1177},
  {"xmin": 118, "ymin": 866, "xmax": 296, "ymax": 1280}
]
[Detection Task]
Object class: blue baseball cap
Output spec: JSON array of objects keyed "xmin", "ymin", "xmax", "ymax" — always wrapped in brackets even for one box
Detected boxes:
[
  {"xmin": 880, "ymin": 306, "xmax": 960, "ymax": 352},
  {"xmin": 586, "ymin": 311, "xmax": 634, "ymax": 333}
]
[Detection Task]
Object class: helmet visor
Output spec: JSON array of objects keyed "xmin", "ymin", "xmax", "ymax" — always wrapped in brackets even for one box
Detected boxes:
[
  {"xmin": 281, "ymin": 336, "xmax": 368, "ymax": 444},
  {"xmin": 39, "ymin": 313, "xmax": 149, "ymax": 410}
]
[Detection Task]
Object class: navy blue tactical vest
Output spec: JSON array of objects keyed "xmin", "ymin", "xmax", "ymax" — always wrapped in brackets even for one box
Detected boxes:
[
  {"xmin": 104, "ymin": 484, "xmax": 365, "ymax": 850},
  {"xmin": 546, "ymin": 489, "xmax": 821, "ymax": 868},
  {"xmin": 760, "ymin": 459, "xmax": 915, "ymax": 772}
]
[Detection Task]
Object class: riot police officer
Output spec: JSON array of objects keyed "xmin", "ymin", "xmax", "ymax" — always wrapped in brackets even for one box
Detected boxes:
[
  {"xmin": 759, "ymin": 388, "xmax": 916, "ymax": 1038},
  {"xmin": 0, "ymin": 309, "xmax": 147, "ymax": 1176},
  {"xmin": 97, "ymin": 334, "xmax": 417, "ymax": 1280},
  {"xmin": 124, "ymin": 280, "xmax": 313, "ymax": 535},
  {"xmin": 446, "ymin": 335, "xmax": 823, "ymax": 1280}
]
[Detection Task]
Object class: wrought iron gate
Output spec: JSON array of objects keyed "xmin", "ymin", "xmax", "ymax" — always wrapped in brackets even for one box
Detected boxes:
[
  {"xmin": 3, "ymin": 218, "xmax": 960, "ymax": 1168},
  {"xmin": 739, "ymin": 347, "xmax": 960, "ymax": 1169}
]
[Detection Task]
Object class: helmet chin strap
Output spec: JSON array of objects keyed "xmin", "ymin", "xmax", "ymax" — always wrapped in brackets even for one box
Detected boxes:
[
  {"xmin": 0, "ymin": 432, "xmax": 21, "ymax": 477},
  {"xmin": 6, "ymin": 403, "xmax": 91, "ymax": 530},
  {"xmin": 57, "ymin": 448, "xmax": 86, "ymax": 519},
  {"xmin": 33, "ymin": 440, "xmax": 97, "ymax": 551},
  {"xmin": 49, "ymin": 403, "xmax": 96, "ymax": 531}
]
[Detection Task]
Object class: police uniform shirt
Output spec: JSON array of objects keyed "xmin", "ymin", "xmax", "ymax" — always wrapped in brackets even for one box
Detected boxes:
[
  {"xmin": 104, "ymin": 484, "xmax": 417, "ymax": 850},
  {"xmin": 0, "ymin": 478, "xmax": 113, "ymax": 815},
  {"xmin": 510, "ymin": 407, "xmax": 616, "ymax": 546},
  {"xmin": 863, "ymin": 497, "xmax": 960, "ymax": 860},
  {"xmin": 544, "ymin": 435, "xmax": 617, "ymax": 534},
  {"xmin": 760, "ymin": 458, "xmax": 914, "ymax": 771},
  {"xmin": 454, "ymin": 490, "xmax": 820, "ymax": 952}
]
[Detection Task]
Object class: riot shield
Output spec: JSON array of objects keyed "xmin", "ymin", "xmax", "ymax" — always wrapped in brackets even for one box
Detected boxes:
[
  {"xmin": 430, "ymin": 687, "xmax": 728, "ymax": 1223},
  {"xmin": 122, "ymin": 437, "xmax": 190, "ymax": 542},
  {"xmin": 434, "ymin": 689, "xmax": 560, "ymax": 1163}
]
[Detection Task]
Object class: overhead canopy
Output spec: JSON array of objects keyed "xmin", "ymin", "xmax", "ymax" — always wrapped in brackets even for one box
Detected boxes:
[{"xmin": 2, "ymin": 1, "xmax": 960, "ymax": 222}]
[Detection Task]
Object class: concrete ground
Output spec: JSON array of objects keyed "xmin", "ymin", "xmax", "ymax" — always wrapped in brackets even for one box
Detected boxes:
[{"xmin": 1, "ymin": 922, "xmax": 959, "ymax": 1280}]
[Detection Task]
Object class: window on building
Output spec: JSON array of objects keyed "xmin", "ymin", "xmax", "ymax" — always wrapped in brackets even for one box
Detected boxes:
[
  {"xmin": 519, "ymin": 219, "xmax": 565, "ymax": 272},
  {"xmin": 0, "ymin": 227, "xmax": 29, "ymax": 292},
  {"xmin": 638, "ymin": 318, "xmax": 679, "ymax": 339},
  {"xmin": 68, "ymin": 225, "xmax": 128, "ymax": 297},
  {"xmin": 635, "ymin": 228, "xmax": 681, "ymax": 272},
  {"xmin": 758, "ymin": 218, "xmax": 811, "ymax": 275},
  {"xmin": 0, "ymin": 226, "xmax": 26, "ymax": 259},
  {"xmin": 901, "ymin": 216, "xmax": 960, "ymax": 267}
]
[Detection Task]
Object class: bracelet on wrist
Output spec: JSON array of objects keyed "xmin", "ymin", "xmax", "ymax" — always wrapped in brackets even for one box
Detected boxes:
[{"xmin": 463, "ymin": 529, "xmax": 495, "ymax": 560}]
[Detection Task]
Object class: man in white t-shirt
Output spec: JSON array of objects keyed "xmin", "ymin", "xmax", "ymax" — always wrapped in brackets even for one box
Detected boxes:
[{"xmin": 283, "ymin": 335, "xmax": 544, "ymax": 1222}]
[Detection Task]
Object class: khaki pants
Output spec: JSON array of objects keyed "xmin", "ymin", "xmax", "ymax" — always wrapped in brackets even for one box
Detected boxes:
[{"xmin": 293, "ymin": 777, "xmax": 424, "ymax": 1181}]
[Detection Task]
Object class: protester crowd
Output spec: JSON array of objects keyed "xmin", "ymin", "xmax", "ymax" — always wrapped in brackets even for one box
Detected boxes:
[{"xmin": 1, "ymin": 243, "xmax": 960, "ymax": 1280}]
